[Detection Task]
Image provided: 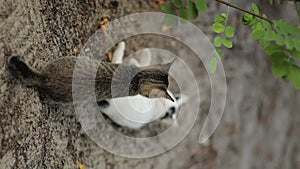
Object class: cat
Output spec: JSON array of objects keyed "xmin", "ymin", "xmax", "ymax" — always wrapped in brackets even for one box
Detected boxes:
[
  {"xmin": 8, "ymin": 49, "xmax": 174, "ymax": 103},
  {"xmin": 98, "ymin": 42, "xmax": 187, "ymax": 129}
]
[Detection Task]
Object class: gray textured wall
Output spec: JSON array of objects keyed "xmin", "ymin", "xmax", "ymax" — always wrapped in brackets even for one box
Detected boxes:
[{"xmin": 0, "ymin": 0, "xmax": 299, "ymax": 168}]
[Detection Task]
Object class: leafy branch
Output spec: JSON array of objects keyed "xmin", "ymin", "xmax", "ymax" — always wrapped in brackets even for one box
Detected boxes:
[
  {"xmin": 211, "ymin": 9, "xmax": 235, "ymax": 73},
  {"xmin": 215, "ymin": 0, "xmax": 272, "ymax": 24},
  {"xmin": 160, "ymin": 0, "xmax": 300, "ymax": 89}
]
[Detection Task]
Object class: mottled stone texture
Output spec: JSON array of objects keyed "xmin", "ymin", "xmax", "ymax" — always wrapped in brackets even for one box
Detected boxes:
[{"xmin": 0, "ymin": 0, "xmax": 299, "ymax": 169}]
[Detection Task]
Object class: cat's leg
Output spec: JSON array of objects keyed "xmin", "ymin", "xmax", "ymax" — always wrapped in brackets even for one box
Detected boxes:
[
  {"xmin": 100, "ymin": 41, "xmax": 124, "ymax": 123},
  {"xmin": 112, "ymin": 41, "xmax": 125, "ymax": 64}
]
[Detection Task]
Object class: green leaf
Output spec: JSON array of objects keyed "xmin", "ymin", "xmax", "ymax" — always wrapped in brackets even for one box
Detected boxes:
[
  {"xmin": 262, "ymin": 19, "xmax": 272, "ymax": 31},
  {"xmin": 269, "ymin": 54, "xmax": 292, "ymax": 80},
  {"xmin": 195, "ymin": 0, "xmax": 207, "ymax": 12},
  {"xmin": 269, "ymin": 52, "xmax": 288, "ymax": 65},
  {"xmin": 286, "ymin": 38, "xmax": 294, "ymax": 50},
  {"xmin": 290, "ymin": 50, "xmax": 300, "ymax": 59},
  {"xmin": 262, "ymin": 14, "xmax": 268, "ymax": 19},
  {"xmin": 215, "ymin": 13, "xmax": 227, "ymax": 23},
  {"xmin": 188, "ymin": 1, "xmax": 198, "ymax": 20},
  {"xmin": 252, "ymin": 29, "xmax": 264, "ymax": 40},
  {"xmin": 287, "ymin": 66, "xmax": 300, "ymax": 89},
  {"xmin": 63, "ymin": 165, "xmax": 69, "ymax": 169},
  {"xmin": 215, "ymin": 48, "xmax": 223, "ymax": 58},
  {"xmin": 225, "ymin": 26, "xmax": 235, "ymax": 38},
  {"xmin": 222, "ymin": 38, "xmax": 233, "ymax": 48},
  {"xmin": 210, "ymin": 57, "xmax": 217, "ymax": 73},
  {"xmin": 271, "ymin": 61, "xmax": 290, "ymax": 77},
  {"xmin": 252, "ymin": 22, "xmax": 264, "ymax": 39},
  {"xmin": 251, "ymin": 3, "xmax": 260, "ymax": 15},
  {"xmin": 214, "ymin": 37, "xmax": 222, "ymax": 47},
  {"xmin": 289, "ymin": 58, "xmax": 296, "ymax": 66},
  {"xmin": 263, "ymin": 30, "xmax": 277, "ymax": 41},
  {"xmin": 273, "ymin": 20, "xmax": 300, "ymax": 37},
  {"xmin": 275, "ymin": 35, "xmax": 285, "ymax": 46},
  {"xmin": 269, "ymin": 52, "xmax": 290, "ymax": 78},
  {"xmin": 172, "ymin": 0, "xmax": 182, "ymax": 8},
  {"xmin": 179, "ymin": 7, "xmax": 188, "ymax": 23},
  {"xmin": 242, "ymin": 13, "xmax": 255, "ymax": 25},
  {"xmin": 265, "ymin": 45, "xmax": 284, "ymax": 55},
  {"xmin": 163, "ymin": 14, "xmax": 177, "ymax": 27},
  {"xmin": 294, "ymin": 39, "xmax": 300, "ymax": 52},
  {"xmin": 252, "ymin": 22, "xmax": 264, "ymax": 30},
  {"xmin": 282, "ymin": 75, "xmax": 291, "ymax": 82},
  {"xmin": 212, "ymin": 23, "xmax": 225, "ymax": 33},
  {"xmin": 161, "ymin": 4, "xmax": 176, "ymax": 15},
  {"xmin": 260, "ymin": 39, "xmax": 269, "ymax": 48}
]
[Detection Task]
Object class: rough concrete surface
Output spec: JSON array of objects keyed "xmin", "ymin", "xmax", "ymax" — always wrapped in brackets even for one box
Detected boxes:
[{"xmin": 0, "ymin": 0, "xmax": 299, "ymax": 169}]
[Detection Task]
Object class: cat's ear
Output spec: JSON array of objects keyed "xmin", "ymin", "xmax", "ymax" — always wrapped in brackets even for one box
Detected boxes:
[{"xmin": 158, "ymin": 58, "xmax": 175, "ymax": 72}]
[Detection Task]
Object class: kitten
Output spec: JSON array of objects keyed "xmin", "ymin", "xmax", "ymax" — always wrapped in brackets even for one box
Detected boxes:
[
  {"xmin": 8, "ymin": 52, "xmax": 174, "ymax": 103},
  {"xmin": 98, "ymin": 43, "xmax": 187, "ymax": 129}
]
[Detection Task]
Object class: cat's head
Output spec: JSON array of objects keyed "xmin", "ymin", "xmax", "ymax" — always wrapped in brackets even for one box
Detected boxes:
[{"xmin": 129, "ymin": 60, "xmax": 175, "ymax": 101}]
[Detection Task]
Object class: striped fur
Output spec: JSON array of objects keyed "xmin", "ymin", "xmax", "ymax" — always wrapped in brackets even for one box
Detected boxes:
[{"xmin": 8, "ymin": 56, "xmax": 172, "ymax": 103}]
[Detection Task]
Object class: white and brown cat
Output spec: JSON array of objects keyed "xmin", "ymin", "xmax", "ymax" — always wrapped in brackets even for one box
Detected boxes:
[
  {"xmin": 8, "ymin": 45, "xmax": 174, "ymax": 103},
  {"xmin": 98, "ymin": 42, "xmax": 187, "ymax": 129}
]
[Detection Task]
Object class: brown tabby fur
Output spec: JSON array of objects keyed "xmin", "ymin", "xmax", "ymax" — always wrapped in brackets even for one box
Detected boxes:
[{"xmin": 8, "ymin": 56, "xmax": 173, "ymax": 103}]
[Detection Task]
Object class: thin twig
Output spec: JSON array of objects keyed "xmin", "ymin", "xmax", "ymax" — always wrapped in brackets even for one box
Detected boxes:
[{"xmin": 215, "ymin": 0, "xmax": 273, "ymax": 23}]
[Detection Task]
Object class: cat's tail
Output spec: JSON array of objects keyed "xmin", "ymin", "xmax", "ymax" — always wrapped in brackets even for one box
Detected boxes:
[{"xmin": 8, "ymin": 56, "xmax": 42, "ymax": 86}]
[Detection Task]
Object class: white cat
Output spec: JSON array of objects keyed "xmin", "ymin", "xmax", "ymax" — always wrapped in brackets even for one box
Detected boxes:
[{"xmin": 98, "ymin": 42, "xmax": 187, "ymax": 129}]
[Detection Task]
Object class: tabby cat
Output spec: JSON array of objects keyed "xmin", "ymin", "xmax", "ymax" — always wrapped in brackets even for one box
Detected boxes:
[{"xmin": 8, "ymin": 54, "xmax": 174, "ymax": 103}]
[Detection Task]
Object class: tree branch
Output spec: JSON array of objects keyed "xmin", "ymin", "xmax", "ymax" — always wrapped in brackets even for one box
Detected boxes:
[{"xmin": 215, "ymin": 0, "xmax": 273, "ymax": 24}]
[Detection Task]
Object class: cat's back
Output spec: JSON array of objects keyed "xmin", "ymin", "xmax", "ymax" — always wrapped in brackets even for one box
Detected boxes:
[
  {"xmin": 41, "ymin": 56, "xmax": 76, "ymax": 77},
  {"xmin": 42, "ymin": 56, "xmax": 104, "ymax": 78}
]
